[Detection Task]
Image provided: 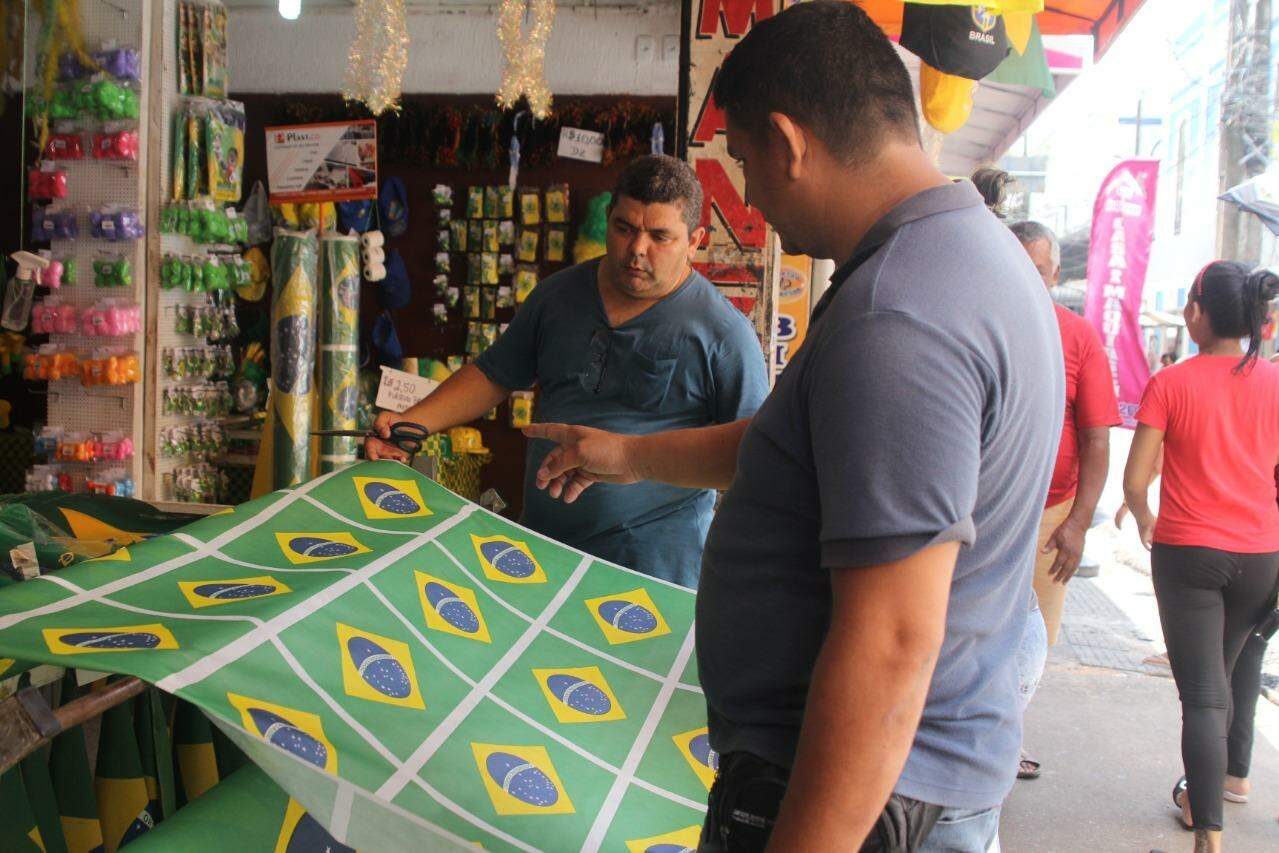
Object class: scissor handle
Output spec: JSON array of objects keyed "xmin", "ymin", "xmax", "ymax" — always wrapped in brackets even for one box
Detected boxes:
[{"xmin": 387, "ymin": 421, "xmax": 430, "ymax": 456}]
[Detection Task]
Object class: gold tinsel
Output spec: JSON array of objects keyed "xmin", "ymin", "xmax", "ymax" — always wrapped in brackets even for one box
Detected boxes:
[
  {"xmin": 496, "ymin": 0, "xmax": 555, "ymax": 119},
  {"xmin": 343, "ymin": 0, "xmax": 410, "ymax": 116}
]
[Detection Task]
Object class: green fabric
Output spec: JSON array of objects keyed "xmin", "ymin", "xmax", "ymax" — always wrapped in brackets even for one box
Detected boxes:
[
  {"xmin": 269, "ymin": 230, "xmax": 320, "ymax": 488},
  {"xmin": 94, "ymin": 699, "xmax": 153, "ymax": 851},
  {"xmin": 0, "ymin": 765, "xmax": 46, "ymax": 851},
  {"xmin": 21, "ymin": 746, "xmax": 68, "ymax": 853},
  {"xmin": 133, "ymin": 688, "xmax": 176, "ymax": 823},
  {"xmin": 0, "ymin": 462, "xmax": 706, "ymax": 850},
  {"xmin": 127, "ymin": 763, "xmax": 347, "ymax": 852},
  {"xmin": 987, "ymin": 19, "xmax": 1055, "ymax": 98},
  {"xmin": 318, "ymin": 235, "xmax": 361, "ymax": 473},
  {"xmin": 49, "ymin": 672, "xmax": 105, "ymax": 853}
]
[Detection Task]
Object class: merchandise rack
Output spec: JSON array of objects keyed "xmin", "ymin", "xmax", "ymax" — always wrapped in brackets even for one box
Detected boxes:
[{"xmin": 27, "ymin": 0, "xmax": 152, "ymax": 493}]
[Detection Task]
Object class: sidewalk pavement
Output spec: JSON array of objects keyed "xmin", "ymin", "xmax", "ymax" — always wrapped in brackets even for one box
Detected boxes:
[{"xmin": 1000, "ymin": 527, "xmax": 1279, "ymax": 852}]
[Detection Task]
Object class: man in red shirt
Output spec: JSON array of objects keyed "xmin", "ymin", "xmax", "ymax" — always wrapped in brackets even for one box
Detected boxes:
[
  {"xmin": 1010, "ymin": 221, "xmax": 1121, "ymax": 775},
  {"xmin": 1012, "ymin": 221, "xmax": 1121, "ymax": 641}
]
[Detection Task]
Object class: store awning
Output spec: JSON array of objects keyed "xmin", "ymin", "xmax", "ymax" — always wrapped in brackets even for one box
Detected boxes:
[{"xmin": 857, "ymin": 0, "xmax": 1149, "ymax": 60}]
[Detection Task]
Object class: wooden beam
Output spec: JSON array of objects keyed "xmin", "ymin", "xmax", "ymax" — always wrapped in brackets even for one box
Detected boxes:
[{"xmin": 0, "ymin": 677, "xmax": 146, "ymax": 775}]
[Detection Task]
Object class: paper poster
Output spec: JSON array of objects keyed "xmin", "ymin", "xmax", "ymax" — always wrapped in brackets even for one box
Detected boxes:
[{"xmin": 266, "ymin": 120, "xmax": 378, "ymax": 204}]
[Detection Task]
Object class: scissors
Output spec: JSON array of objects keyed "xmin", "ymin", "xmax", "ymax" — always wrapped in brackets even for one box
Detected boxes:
[{"xmin": 311, "ymin": 421, "xmax": 430, "ymax": 460}]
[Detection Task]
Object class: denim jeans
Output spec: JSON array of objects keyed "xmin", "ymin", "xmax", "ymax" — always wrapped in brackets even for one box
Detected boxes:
[{"xmin": 920, "ymin": 804, "xmax": 1002, "ymax": 852}]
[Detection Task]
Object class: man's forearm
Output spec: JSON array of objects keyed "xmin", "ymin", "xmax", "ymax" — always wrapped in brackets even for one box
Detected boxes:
[
  {"xmin": 1066, "ymin": 428, "xmax": 1110, "ymax": 527},
  {"xmin": 627, "ymin": 419, "xmax": 750, "ymax": 490},
  {"xmin": 767, "ymin": 544, "xmax": 956, "ymax": 850},
  {"xmin": 397, "ymin": 364, "xmax": 509, "ymax": 433}
]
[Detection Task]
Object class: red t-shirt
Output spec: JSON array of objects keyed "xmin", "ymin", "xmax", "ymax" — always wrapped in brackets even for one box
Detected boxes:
[
  {"xmin": 1046, "ymin": 305, "xmax": 1121, "ymax": 507},
  {"xmin": 1136, "ymin": 355, "xmax": 1279, "ymax": 552}
]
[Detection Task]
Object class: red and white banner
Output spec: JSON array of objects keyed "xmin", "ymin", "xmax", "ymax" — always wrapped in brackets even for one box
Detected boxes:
[{"xmin": 1084, "ymin": 159, "xmax": 1159, "ymax": 428}]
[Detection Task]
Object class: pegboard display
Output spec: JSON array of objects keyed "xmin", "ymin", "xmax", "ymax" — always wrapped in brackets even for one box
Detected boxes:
[
  {"xmin": 146, "ymin": 0, "xmax": 237, "ymax": 506},
  {"xmin": 26, "ymin": 0, "xmax": 150, "ymax": 495}
]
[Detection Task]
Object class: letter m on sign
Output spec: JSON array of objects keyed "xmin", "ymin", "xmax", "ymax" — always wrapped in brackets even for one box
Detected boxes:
[{"xmin": 697, "ymin": 0, "xmax": 777, "ymax": 38}]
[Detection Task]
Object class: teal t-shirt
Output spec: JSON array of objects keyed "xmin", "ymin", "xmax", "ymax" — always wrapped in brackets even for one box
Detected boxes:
[{"xmin": 475, "ymin": 259, "xmax": 767, "ymax": 587}]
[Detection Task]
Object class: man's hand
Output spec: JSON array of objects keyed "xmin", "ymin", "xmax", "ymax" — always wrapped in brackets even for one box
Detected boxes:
[
  {"xmin": 1043, "ymin": 517, "xmax": 1087, "ymax": 584},
  {"xmin": 522, "ymin": 423, "xmax": 640, "ymax": 503},
  {"xmin": 364, "ymin": 411, "xmax": 411, "ymax": 463}
]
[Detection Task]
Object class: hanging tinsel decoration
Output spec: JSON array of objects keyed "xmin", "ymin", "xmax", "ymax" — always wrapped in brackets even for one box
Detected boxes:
[
  {"xmin": 343, "ymin": 0, "xmax": 410, "ymax": 116},
  {"xmin": 496, "ymin": 0, "xmax": 556, "ymax": 120}
]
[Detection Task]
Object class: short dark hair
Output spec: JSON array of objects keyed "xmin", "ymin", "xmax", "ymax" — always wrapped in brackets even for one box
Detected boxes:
[
  {"xmin": 712, "ymin": 0, "xmax": 919, "ymax": 164},
  {"xmin": 1009, "ymin": 220, "xmax": 1060, "ymax": 268},
  {"xmin": 610, "ymin": 154, "xmax": 703, "ymax": 236},
  {"xmin": 1189, "ymin": 260, "xmax": 1279, "ymax": 372},
  {"xmin": 971, "ymin": 167, "xmax": 1014, "ymax": 218}
]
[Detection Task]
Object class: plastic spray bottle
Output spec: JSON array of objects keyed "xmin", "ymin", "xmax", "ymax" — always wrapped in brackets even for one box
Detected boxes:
[{"xmin": 2, "ymin": 251, "xmax": 51, "ymax": 331}]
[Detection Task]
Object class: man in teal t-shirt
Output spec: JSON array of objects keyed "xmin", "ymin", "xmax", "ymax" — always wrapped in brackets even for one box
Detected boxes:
[{"xmin": 367, "ymin": 155, "xmax": 767, "ymax": 586}]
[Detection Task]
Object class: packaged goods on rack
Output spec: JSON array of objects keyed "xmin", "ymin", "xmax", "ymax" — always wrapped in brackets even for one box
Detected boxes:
[
  {"xmin": 58, "ymin": 46, "xmax": 142, "ymax": 81},
  {"xmin": 43, "ymin": 133, "xmax": 85, "ymax": 160},
  {"xmin": 79, "ymin": 348, "xmax": 140, "ymax": 387},
  {"xmin": 30, "ymin": 207, "xmax": 79, "ymax": 241},
  {"xmin": 38, "ymin": 254, "xmax": 74, "ymax": 288},
  {"xmin": 172, "ymin": 463, "xmax": 229, "ymax": 504},
  {"xmin": 160, "ymin": 420, "xmax": 227, "ymax": 458},
  {"xmin": 86, "ymin": 470, "xmax": 136, "ymax": 497},
  {"xmin": 23, "ymin": 346, "xmax": 79, "ymax": 381},
  {"xmin": 92, "ymin": 128, "xmax": 140, "ymax": 160},
  {"xmin": 93, "ymin": 253, "xmax": 133, "ymax": 287},
  {"xmin": 89, "ymin": 205, "xmax": 145, "ymax": 241},
  {"xmin": 173, "ymin": 297, "xmax": 238, "ymax": 339},
  {"xmin": 177, "ymin": 1, "xmax": 229, "ymax": 98},
  {"xmin": 161, "ymin": 344, "xmax": 234, "ymax": 380},
  {"xmin": 163, "ymin": 381, "xmax": 233, "ymax": 418},
  {"xmin": 27, "ymin": 164, "xmax": 68, "ymax": 200},
  {"xmin": 170, "ymin": 99, "xmax": 244, "ymax": 202},
  {"xmin": 80, "ymin": 300, "xmax": 142, "ymax": 336},
  {"xmin": 30, "ymin": 297, "xmax": 79, "ymax": 334},
  {"xmin": 47, "ymin": 78, "xmax": 140, "ymax": 122},
  {"xmin": 160, "ymin": 252, "xmax": 250, "ymax": 291},
  {"xmin": 159, "ymin": 202, "xmax": 248, "ymax": 245}
]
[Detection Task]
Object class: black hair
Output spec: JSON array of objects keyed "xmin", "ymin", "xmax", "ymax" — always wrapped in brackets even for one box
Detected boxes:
[
  {"xmin": 712, "ymin": 0, "xmax": 919, "ymax": 165},
  {"xmin": 1188, "ymin": 260, "xmax": 1279, "ymax": 373},
  {"xmin": 972, "ymin": 167, "xmax": 1014, "ymax": 218},
  {"xmin": 610, "ymin": 154, "xmax": 703, "ymax": 236}
]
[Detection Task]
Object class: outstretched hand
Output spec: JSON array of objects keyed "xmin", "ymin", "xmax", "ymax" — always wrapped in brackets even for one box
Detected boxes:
[{"xmin": 522, "ymin": 423, "xmax": 640, "ymax": 504}]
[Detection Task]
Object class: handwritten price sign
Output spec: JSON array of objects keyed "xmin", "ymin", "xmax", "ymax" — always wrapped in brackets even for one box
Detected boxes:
[
  {"xmin": 557, "ymin": 127, "xmax": 605, "ymax": 163},
  {"xmin": 375, "ymin": 366, "xmax": 439, "ymax": 413}
]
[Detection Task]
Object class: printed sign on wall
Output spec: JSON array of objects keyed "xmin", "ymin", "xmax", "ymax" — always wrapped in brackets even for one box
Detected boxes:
[
  {"xmin": 265, "ymin": 120, "xmax": 379, "ymax": 204},
  {"xmin": 682, "ymin": 0, "xmax": 789, "ymax": 361}
]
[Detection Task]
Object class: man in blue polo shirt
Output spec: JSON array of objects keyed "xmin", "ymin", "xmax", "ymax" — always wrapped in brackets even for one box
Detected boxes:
[
  {"xmin": 365, "ymin": 155, "xmax": 767, "ymax": 587},
  {"xmin": 523, "ymin": 3, "xmax": 1063, "ymax": 850}
]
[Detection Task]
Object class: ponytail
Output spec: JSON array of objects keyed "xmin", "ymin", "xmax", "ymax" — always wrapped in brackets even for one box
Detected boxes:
[{"xmin": 1236, "ymin": 268, "xmax": 1279, "ymax": 373}]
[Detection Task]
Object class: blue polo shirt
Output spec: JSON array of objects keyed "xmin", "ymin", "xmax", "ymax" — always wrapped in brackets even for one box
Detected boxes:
[{"xmin": 475, "ymin": 258, "xmax": 767, "ymax": 587}]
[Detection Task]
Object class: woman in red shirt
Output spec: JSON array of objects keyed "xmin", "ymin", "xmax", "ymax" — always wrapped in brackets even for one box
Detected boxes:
[{"xmin": 1123, "ymin": 261, "xmax": 1279, "ymax": 853}]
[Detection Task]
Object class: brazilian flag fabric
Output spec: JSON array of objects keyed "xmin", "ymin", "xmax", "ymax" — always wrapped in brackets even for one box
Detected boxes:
[
  {"xmin": 21, "ymin": 746, "xmax": 68, "ymax": 853},
  {"xmin": 0, "ymin": 765, "xmax": 46, "ymax": 851},
  {"xmin": 49, "ymin": 673, "xmax": 104, "ymax": 853},
  {"xmin": 94, "ymin": 700, "xmax": 154, "ymax": 852},
  {"xmin": 0, "ymin": 461, "xmax": 706, "ymax": 851}
]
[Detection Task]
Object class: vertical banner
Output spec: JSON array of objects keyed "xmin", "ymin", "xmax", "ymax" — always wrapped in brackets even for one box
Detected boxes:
[
  {"xmin": 270, "ymin": 229, "xmax": 320, "ymax": 488},
  {"xmin": 681, "ymin": 0, "xmax": 785, "ymax": 366},
  {"xmin": 773, "ymin": 254, "xmax": 812, "ymax": 377},
  {"xmin": 1084, "ymin": 159, "xmax": 1159, "ymax": 428},
  {"xmin": 318, "ymin": 234, "xmax": 362, "ymax": 473}
]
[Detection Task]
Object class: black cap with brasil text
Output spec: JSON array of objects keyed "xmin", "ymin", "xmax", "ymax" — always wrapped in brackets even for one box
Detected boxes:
[{"xmin": 900, "ymin": 4, "xmax": 1010, "ymax": 81}]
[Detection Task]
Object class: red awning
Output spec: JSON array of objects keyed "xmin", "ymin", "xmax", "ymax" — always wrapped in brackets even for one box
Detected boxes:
[{"xmin": 856, "ymin": 0, "xmax": 1148, "ymax": 58}]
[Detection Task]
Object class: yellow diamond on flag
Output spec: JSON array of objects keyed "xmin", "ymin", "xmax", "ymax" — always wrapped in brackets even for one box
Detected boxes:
[
  {"xmin": 584, "ymin": 588, "xmax": 671, "ymax": 645},
  {"xmin": 44, "ymin": 624, "xmax": 179, "ymax": 656},
  {"xmin": 337, "ymin": 623, "xmax": 425, "ymax": 710},
  {"xmin": 470, "ymin": 743, "xmax": 575, "ymax": 816}
]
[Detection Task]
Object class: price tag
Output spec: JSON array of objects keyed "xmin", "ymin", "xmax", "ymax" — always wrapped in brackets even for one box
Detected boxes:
[
  {"xmin": 376, "ymin": 365, "xmax": 439, "ymax": 413},
  {"xmin": 557, "ymin": 127, "xmax": 605, "ymax": 163}
]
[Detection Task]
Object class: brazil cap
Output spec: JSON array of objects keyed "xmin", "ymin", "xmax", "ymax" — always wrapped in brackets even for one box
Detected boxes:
[
  {"xmin": 919, "ymin": 61, "xmax": 976, "ymax": 134},
  {"xmin": 338, "ymin": 199, "xmax": 375, "ymax": 234},
  {"xmin": 379, "ymin": 177, "xmax": 409, "ymax": 237},
  {"xmin": 377, "ymin": 248, "xmax": 411, "ymax": 310},
  {"xmin": 901, "ymin": 4, "xmax": 1010, "ymax": 81}
]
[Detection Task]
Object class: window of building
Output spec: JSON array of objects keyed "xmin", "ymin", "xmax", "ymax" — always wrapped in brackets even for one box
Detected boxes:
[{"xmin": 1156, "ymin": 292, "xmax": 1166, "ymax": 311}]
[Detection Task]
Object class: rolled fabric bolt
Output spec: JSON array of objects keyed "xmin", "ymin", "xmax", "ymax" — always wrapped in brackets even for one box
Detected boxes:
[
  {"xmin": 361, "ymin": 230, "xmax": 385, "ymax": 250},
  {"xmin": 361, "ymin": 246, "xmax": 385, "ymax": 266},
  {"xmin": 365, "ymin": 262, "xmax": 387, "ymax": 282}
]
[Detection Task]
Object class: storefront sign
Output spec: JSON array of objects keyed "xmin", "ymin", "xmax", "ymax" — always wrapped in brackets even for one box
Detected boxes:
[
  {"xmin": 1084, "ymin": 159, "xmax": 1159, "ymax": 428},
  {"xmin": 265, "ymin": 120, "xmax": 378, "ymax": 204},
  {"xmin": 557, "ymin": 127, "xmax": 605, "ymax": 163},
  {"xmin": 773, "ymin": 254, "xmax": 812, "ymax": 376},
  {"xmin": 375, "ymin": 365, "xmax": 439, "ymax": 413},
  {"xmin": 682, "ymin": 0, "xmax": 789, "ymax": 368}
]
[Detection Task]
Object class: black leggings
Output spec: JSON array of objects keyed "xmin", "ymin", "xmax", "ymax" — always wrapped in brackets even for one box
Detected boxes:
[
  {"xmin": 1151, "ymin": 543, "xmax": 1279, "ymax": 832},
  {"xmin": 1228, "ymin": 632, "xmax": 1268, "ymax": 779}
]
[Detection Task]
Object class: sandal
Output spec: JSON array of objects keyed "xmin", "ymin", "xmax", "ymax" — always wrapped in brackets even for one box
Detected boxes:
[
  {"xmin": 1173, "ymin": 776, "xmax": 1194, "ymax": 830},
  {"xmin": 1017, "ymin": 750, "xmax": 1041, "ymax": 780}
]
